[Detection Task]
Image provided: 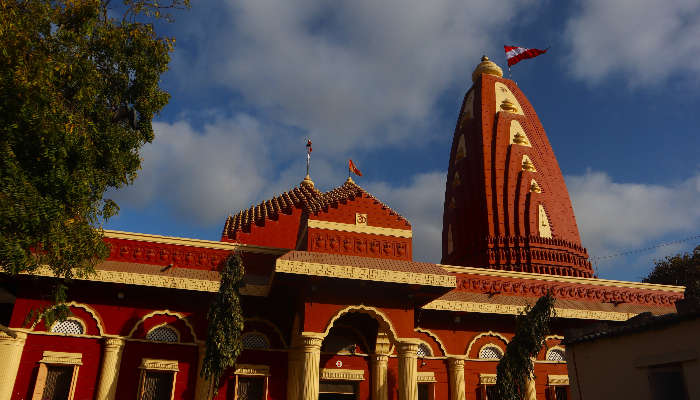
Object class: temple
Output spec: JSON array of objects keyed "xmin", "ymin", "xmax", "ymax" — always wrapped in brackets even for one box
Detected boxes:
[{"xmin": 0, "ymin": 57, "xmax": 685, "ymax": 400}]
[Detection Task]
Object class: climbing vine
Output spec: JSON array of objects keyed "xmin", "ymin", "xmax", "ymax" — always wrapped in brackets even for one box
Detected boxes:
[
  {"xmin": 201, "ymin": 253, "xmax": 245, "ymax": 393},
  {"xmin": 494, "ymin": 292, "xmax": 556, "ymax": 400}
]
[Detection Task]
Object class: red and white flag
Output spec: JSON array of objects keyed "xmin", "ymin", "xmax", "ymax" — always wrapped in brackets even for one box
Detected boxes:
[
  {"xmin": 504, "ymin": 45, "xmax": 548, "ymax": 67},
  {"xmin": 348, "ymin": 159, "xmax": 362, "ymax": 177}
]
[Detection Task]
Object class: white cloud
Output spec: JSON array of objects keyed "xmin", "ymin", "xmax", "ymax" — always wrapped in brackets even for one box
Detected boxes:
[
  {"xmin": 567, "ymin": 170, "xmax": 700, "ymax": 264},
  {"xmin": 564, "ymin": 0, "xmax": 700, "ymax": 84},
  {"xmin": 109, "ymin": 116, "xmax": 271, "ymax": 225},
  {"xmin": 170, "ymin": 0, "xmax": 533, "ymax": 153},
  {"xmin": 365, "ymin": 172, "xmax": 446, "ymax": 263}
]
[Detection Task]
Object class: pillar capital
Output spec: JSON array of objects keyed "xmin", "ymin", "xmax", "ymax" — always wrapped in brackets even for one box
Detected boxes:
[
  {"xmin": 447, "ymin": 356, "xmax": 465, "ymax": 369},
  {"xmin": 103, "ymin": 337, "xmax": 125, "ymax": 350},
  {"xmin": 0, "ymin": 331, "xmax": 27, "ymax": 400},
  {"xmin": 0, "ymin": 331, "xmax": 27, "ymax": 346},
  {"xmin": 299, "ymin": 332, "xmax": 324, "ymax": 352},
  {"xmin": 397, "ymin": 339, "xmax": 420, "ymax": 357}
]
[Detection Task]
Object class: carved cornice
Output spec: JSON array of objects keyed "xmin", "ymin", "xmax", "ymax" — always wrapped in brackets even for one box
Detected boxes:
[
  {"xmin": 40, "ymin": 351, "xmax": 82, "ymax": 365},
  {"xmin": 548, "ymin": 375, "xmax": 569, "ymax": 386},
  {"xmin": 234, "ymin": 364, "xmax": 270, "ymax": 376},
  {"xmin": 276, "ymin": 259, "xmax": 455, "ymax": 287},
  {"xmin": 479, "ymin": 374, "xmax": 497, "ymax": 385},
  {"xmin": 417, "ymin": 372, "xmax": 436, "ymax": 382},
  {"xmin": 442, "ymin": 264, "xmax": 683, "ymax": 291},
  {"xmin": 308, "ymin": 219, "xmax": 412, "ymax": 238},
  {"xmin": 451, "ymin": 274, "xmax": 683, "ymax": 306},
  {"xmin": 320, "ymin": 368, "xmax": 364, "ymax": 381},
  {"xmin": 105, "ymin": 230, "xmax": 287, "ymax": 255},
  {"xmin": 139, "ymin": 358, "xmax": 179, "ymax": 371},
  {"xmin": 29, "ymin": 266, "xmax": 221, "ymax": 292},
  {"xmin": 422, "ymin": 300, "xmax": 637, "ymax": 321}
]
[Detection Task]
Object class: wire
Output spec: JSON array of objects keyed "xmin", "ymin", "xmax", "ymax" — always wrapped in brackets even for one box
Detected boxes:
[{"xmin": 590, "ymin": 234, "xmax": 700, "ymax": 263}]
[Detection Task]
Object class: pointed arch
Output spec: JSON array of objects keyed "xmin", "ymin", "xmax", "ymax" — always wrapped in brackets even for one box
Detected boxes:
[
  {"xmin": 495, "ymin": 82, "xmax": 524, "ymax": 115},
  {"xmin": 466, "ymin": 331, "xmax": 510, "ymax": 358},
  {"xmin": 128, "ymin": 310, "xmax": 197, "ymax": 342},
  {"xmin": 321, "ymin": 305, "xmax": 398, "ymax": 344}
]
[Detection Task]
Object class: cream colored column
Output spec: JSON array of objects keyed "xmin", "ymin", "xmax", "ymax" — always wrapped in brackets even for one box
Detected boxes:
[
  {"xmin": 371, "ymin": 333, "xmax": 392, "ymax": 400},
  {"xmin": 95, "ymin": 337, "xmax": 126, "ymax": 400},
  {"xmin": 397, "ymin": 340, "xmax": 419, "ymax": 400},
  {"xmin": 299, "ymin": 333, "xmax": 324, "ymax": 400},
  {"xmin": 447, "ymin": 356, "xmax": 466, "ymax": 400},
  {"xmin": 525, "ymin": 373, "xmax": 537, "ymax": 400},
  {"xmin": 194, "ymin": 341, "xmax": 213, "ymax": 400},
  {"xmin": 0, "ymin": 331, "xmax": 27, "ymax": 400},
  {"xmin": 286, "ymin": 345, "xmax": 303, "ymax": 400}
]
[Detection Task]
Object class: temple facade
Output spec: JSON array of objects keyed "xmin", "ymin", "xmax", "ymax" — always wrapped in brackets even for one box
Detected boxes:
[{"xmin": 0, "ymin": 58, "xmax": 685, "ymax": 400}]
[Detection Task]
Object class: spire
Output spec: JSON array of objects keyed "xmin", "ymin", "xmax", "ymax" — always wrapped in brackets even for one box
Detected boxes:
[
  {"xmin": 302, "ymin": 139, "xmax": 315, "ymax": 189},
  {"xmin": 443, "ymin": 57, "xmax": 593, "ymax": 278}
]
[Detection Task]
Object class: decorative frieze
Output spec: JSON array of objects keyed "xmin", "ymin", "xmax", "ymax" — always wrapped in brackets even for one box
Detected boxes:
[
  {"xmin": 309, "ymin": 232, "xmax": 411, "ymax": 259},
  {"xmin": 417, "ymin": 371, "xmax": 436, "ymax": 383},
  {"xmin": 276, "ymin": 260, "xmax": 455, "ymax": 288},
  {"xmin": 139, "ymin": 358, "xmax": 179, "ymax": 371},
  {"xmin": 479, "ymin": 373, "xmax": 497, "ymax": 385},
  {"xmin": 548, "ymin": 375, "xmax": 569, "ymax": 386},
  {"xmin": 235, "ymin": 364, "xmax": 270, "ymax": 376},
  {"xmin": 452, "ymin": 275, "xmax": 683, "ymax": 306},
  {"xmin": 39, "ymin": 351, "xmax": 82, "ymax": 365},
  {"xmin": 320, "ymin": 368, "xmax": 364, "ymax": 381}
]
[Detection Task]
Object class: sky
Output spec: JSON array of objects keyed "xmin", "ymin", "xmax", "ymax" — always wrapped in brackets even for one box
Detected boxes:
[{"xmin": 106, "ymin": 0, "xmax": 700, "ymax": 282}]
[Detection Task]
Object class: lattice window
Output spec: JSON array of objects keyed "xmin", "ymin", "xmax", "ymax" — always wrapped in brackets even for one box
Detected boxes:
[
  {"xmin": 547, "ymin": 348, "xmax": 566, "ymax": 362},
  {"xmin": 51, "ymin": 319, "xmax": 84, "ymax": 335},
  {"xmin": 41, "ymin": 365, "xmax": 73, "ymax": 400},
  {"xmin": 417, "ymin": 343, "xmax": 432, "ymax": 358},
  {"xmin": 146, "ymin": 326, "xmax": 179, "ymax": 343},
  {"xmin": 236, "ymin": 377, "xmax": 265, "ymax": 400},
  {"xmin": 479, "ymin": 345, "xmax": 503, "ymax": 360},
  {"xmin": 242, "ymin": 333, "xmax": 269, "ymax": 350},
  {"xmin": 140, "ymin": 371, "xmax": 174, "ymax": 400}
]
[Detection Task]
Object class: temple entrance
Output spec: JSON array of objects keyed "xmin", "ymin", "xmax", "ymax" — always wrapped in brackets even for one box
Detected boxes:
[{"xmin": 319, "ymin": 381, "xmax": 356, "ymax": 400}]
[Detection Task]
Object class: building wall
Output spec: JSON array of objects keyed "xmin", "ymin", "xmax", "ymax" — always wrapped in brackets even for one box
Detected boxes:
[{"xmin": 567, "ymin": 318, "xmax": 700, "ymax": 400}]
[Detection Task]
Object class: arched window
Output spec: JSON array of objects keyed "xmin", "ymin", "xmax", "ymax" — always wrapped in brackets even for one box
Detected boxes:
[
  {"xmin": 242, "ymin": 333, "xmax": 270, "ymax": 350},
  {"xmin": 478, "ymin": 344, "xmax": 503, "ymax": 360},
  {"xmin": 417, "ymin": 343, "xmax": 432, "ymax": 358},
  {"xmin": 546, "ymin": 348, "xmax": 566, "ymax": 362},
  {"xmin": 51, "ymin": 319, "xmax": 84, "ymax": 335},
  {"xmin": 146, "ymin": 326, "xmax": 179, "ymax": 343}
]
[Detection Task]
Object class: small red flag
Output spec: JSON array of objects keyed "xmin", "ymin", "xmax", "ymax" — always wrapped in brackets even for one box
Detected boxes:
[
  {"xmin": 504, "ymin": 45, "xmax": 548, "ymax": 67},
  {"xmin": 349, "ymin": 159, "xmax": 362, "ymax": 176},
  {"xmin": 306, "ymin": 139, "xmax": 312, "ymax": 153}
]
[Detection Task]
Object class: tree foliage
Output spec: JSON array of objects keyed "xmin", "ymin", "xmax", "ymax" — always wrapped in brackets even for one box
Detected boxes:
[
  {"xmin": 201, "ymin": 253, "xmax": 245, "ymax": 393},
  {"xmin": 495, "ymin": 293, "xmax": 556, "ymax": 400},
  {"xmin": 643, "ymin": 245, "xmax": 700, "ymax": 300},
  {"xmin": 0, "ymin": 0, "xmax": 186, "ymax": 279}
]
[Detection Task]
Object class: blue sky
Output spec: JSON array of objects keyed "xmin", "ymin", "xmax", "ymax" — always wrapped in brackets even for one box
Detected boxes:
[{"xmin": 106, "ymin": 0, "xmax": 700, "ymax": 282}]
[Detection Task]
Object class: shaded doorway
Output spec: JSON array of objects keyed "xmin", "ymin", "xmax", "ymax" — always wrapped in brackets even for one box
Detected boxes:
[{"xmin": 319, "ymin": 381, "xmax": 356, "ymax": 400}]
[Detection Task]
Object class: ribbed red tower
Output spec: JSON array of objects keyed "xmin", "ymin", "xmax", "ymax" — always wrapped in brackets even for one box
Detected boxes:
[{"xmin": 441, "ymin": 56, "xmax": 594, "ymax": 278}]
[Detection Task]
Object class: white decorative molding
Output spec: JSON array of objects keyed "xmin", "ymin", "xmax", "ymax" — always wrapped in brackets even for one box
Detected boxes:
[
  {"xmin": 548, "ymin": 375, "xmax": 569, "ymax": 386},
  {"xmin": 139, "ymin": 358, "xmax": 179, "ymax": 371},
  {"xmin": 276, "ymin": 260, "xmax": 455, "ymax": 288},
  {"xmin": 423, "ymin": 300, "xmax": 637, "ymax": 321},
  {"xmin": 234, "ymin": 364, "xmax": 271, "ymax": 376},
  {"xmin": 308, "ymin": 219, "xmax": 412, "ymax": 238},
  {"xmin": 320, "ymin": 368, "xmax": 364, "ymax": 381},
  {"xmin": 39, "ymin": 351, "xmax": 83, "ymax": 365},
  {"xmin": 417, "ymin": 371, "xmax": 436, "ymax": 382}
]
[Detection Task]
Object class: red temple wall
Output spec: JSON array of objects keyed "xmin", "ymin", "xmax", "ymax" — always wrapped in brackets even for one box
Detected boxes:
[
  {"xmin": 116, "ymin": 340, "xmax": 199, "ymax": 399},
  {"xmin": 11, "ymin": 334, "xmax": 103, "ymax": 400},
  {"xmin": 222, "ymin": 207, "xmax": 305, "ymax": 249}
]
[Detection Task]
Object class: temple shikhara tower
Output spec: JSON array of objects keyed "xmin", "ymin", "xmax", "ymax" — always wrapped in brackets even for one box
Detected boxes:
[{"xmin": 0, "ymin": 58, "xmax": 686, "ymax": 400}]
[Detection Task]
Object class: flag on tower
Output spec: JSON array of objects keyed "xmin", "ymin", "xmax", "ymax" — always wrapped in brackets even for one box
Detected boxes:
[
  {"xmin": 504, "ymin": 45, "xmax": 548, "ymax": 67},
  {"xmin": 306, "ymin": 139, "xmax": 312, "ymax": 153},
  {"xmin": 348, "ymin": 159, "xmax": 362, "ymax": 177}
]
